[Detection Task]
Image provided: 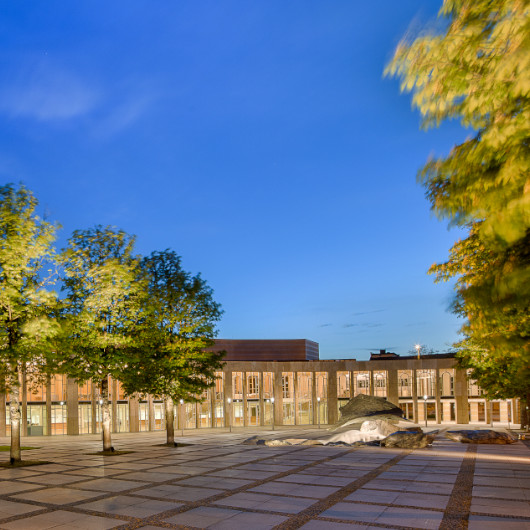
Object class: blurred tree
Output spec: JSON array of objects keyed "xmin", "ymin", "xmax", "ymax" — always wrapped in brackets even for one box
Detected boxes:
[
  {"xmin": 0, "ymin": 184, "xmax": 59, "ymax": 462},
  {"xmin": 60, "ymin": 226, "xmax": 144, "ymax": 451},
  {"xmin": 120, "ymin": 250, "xmax": 224, "ymax": 445},
  {"xmin": 387, "ymin": 0, "xmax": 530, "ymax": 423}
]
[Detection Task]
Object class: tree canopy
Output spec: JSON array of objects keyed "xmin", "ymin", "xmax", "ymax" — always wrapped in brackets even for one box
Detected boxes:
[
  {"xmin": 120, "ymin": 250, "xmax": 224, "ymax": 444},
  {"xmin": 0, "ymin": 184, "xmax": 59, "ymax": 461},
  {"xmin": 386, "ymin": 0, "xmax": 530, "ymax": 415},
  {"xmin": 59, "ymin": 225, "xmax": 144, "ymax": 451}
]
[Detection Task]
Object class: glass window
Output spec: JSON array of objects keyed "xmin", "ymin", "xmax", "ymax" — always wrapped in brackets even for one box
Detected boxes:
[
  {"xmin": 50, "ymin": 375, "xmax": 66, "ymax": 402},
  {"xmin": 337, "ymin": 372, "xmax": 350, "ymax": 399},
  {"xmin": 354, "ymin": 371, "xmax": 370, "ymax": 395}
]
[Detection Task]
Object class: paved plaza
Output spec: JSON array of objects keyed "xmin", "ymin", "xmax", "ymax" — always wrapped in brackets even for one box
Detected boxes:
[{"xmin": 0, "ymin": 427, "xmax": 528, "ymax": 529}]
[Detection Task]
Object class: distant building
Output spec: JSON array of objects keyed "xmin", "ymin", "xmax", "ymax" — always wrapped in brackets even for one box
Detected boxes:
[{"xmin": 370, "ymin": 349, "xmax": 399, "ymax": 360}]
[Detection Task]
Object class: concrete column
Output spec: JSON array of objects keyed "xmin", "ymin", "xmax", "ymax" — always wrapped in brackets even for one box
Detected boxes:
[
  {"xmin": 435, "ymin": 369, "xmax": 442, "ymax": 424},
  {"xmin": 412, "ymin": 369, "xmax": 418, "ymax": 424},
  {"xmin": 259, "ymin": 372, "xmax": 264, "ymax": 426},
  {"xmin": 66, "ymin": 377, "xmax": 79, "ymax": 435},
  {"xmin": 46, "ymin": 376, "xmax": 52, "ymax": 436},
  {"xmin": 386, "ymin": 369, "xmax": 399, "ymax": 408},
  {"xmin": 293, "ymin": 372, "xmax": 299, "ymax": 425},
  {"xmin": 0, "ymin": 391, "xmax": 6, "ymax": 437},
  {"xmin": 210, "ymin": 387, "xmax": 216, "ymax": 428},
  {"xmin": 242, "ymin": 372, "xmax": 247, "ymax": 427},
  {"xmin": 111, "ymin": 379, "xmax": 118, "ymax": 433},
  {"xmin": 148, "ymin": 395, "xmax": 155, "ymax": 431},
  {"xmin": 224, "ymin": 370, "xmax": 233, "ymax": 428},
  {"xmin": 91, "ymin": 383, "xmax": 98, "ymax": 433},
  {"xmin": 454, "ymin": 368, "xmax": 470, "ymax": 424},
  {"xmin": 129, "ymin": 395, "xmax": 139, "ymax": 432},
  {"xmin": 311, "ymin": 372, "xmax": 318, "ymax": 425},
  {"xmin": 21, "ymin": 366, "xmax": 27, "ymax": 437},
  {"xmin": 327, "ymin": 369, "xmax": 338, "ymax": 426},
  {"xmin": 274, "ymin": 370, "xmax": 283, "ymax": 426}
]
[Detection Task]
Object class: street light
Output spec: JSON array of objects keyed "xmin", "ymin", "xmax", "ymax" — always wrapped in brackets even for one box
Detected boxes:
[
  {"xmin": 270, "ymin": 397, "xmax": 275, "ymax": 431},
  {"xmin": 179, "ymin": 399, "xmax": 184, "ymax": 437},
  {"xmin": 415, "ymin": 344, "xmax": 421, "ymax": 359},
  {"xmin": 227, "ymin": 398, "xmax": 232, "ymax": 433},
  {"xmin": 317, "ymin": 397, "xmax": 321, "ymax": 429},
  {"xmin": 423, "ymin": 395, "xmax": 428, "ymax": 428}
]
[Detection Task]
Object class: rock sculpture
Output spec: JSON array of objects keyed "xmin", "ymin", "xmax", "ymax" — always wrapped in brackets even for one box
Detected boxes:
[
  {"xmin": 380, "ymin": 430, "xmax": 432, "ymax": 449},
  {"xmin": 332, "ymin": 394, "xmax": 404, "ymax": 430},
  {"xmin": 445, "ymin": 430, "xmax": 517, "ymax": 444}
]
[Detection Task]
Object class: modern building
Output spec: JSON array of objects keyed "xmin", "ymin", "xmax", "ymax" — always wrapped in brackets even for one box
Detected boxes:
[{"xmin": 2, "ymin": 340, "xmax": 519, "ymax": 436}]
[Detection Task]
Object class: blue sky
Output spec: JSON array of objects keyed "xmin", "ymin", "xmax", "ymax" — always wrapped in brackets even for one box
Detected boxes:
[{"xmin": 0, "ymin": 1, "xmax": 467, "ymax": 359}]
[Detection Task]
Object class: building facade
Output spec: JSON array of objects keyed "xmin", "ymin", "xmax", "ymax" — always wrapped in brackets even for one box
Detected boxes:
[{"xmin": 1, "ymin": 341, "xmax": 519, "ymax": 436}]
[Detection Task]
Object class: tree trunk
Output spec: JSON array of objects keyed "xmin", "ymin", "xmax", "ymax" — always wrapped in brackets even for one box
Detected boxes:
[
  {"xmin": 165, "ymin": 397, "xmax": 175, "ymax": 445},
  {"xmin": 101, "ymin": 377, "xmax": 113, "ymax": 452},
  {"xmin": 9, "ymin": 382, "xmax": 21, "ymax": 464}
]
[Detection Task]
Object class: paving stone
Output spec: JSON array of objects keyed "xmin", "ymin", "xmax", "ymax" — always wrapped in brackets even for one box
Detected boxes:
[
  {"xmin": 376, "ymin": 505, "xmax": 443, "ymax": 529},
  {"xmin": 0, "ymin": 509, "xmax": 120, "ymax": 529},
  {"xmin": 10, "ymin": 486, "xmax": 105, "ymax": 504},
  {"xmin": 468, "ymin": 514, "xmax": 530, "ymax": 529},
  {"xmin": 320, "ymin": 501, "xmax": 386, "ymax": 523},
  {"xmin": 77, "ymin": 494, "xmax": 181, "ymax": 518}
]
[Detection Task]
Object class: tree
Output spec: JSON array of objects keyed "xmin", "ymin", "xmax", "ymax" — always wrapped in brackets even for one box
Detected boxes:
[
  {"xmin": 120, "ymin": 250, "xmax": 224, "ymax": 445},
  {"xmin": 386, "ymin": 0, "xmax": 530, "ymax": 422},
  {"xmin": 0, "ymin": 184, "xmax": 59, "ymax": 463},
  {"xmin": 59, "ymin": 226, "xmax": 144, "ymax": 451}
]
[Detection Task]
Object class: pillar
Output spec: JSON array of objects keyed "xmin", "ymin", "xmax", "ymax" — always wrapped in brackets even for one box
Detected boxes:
[
  {"xmin": 64, "ymin": 378, "xmax": 78, "ymax": 435},
  {"xmin": 293, "ymin": 372, "xmax": 299, "ymax": 425},
  {"xmin": 129, "ymin": 394, "xmax": 139, "ymax": 432},
  {"xmin": 454, "ymin": 368, "xmax": 470, "ymax": 424},
  {"xmin": 224, "ymin": 369, "xmax": 233, "ymax": 428},
  {"xmin": 46, "ymin": 377, "xmax": 52, "ymax": 436},
  {"xmin": 327, "ymin": 369, "xmax": 338, "ymax": 426},
  {"xmin": 386, "ymin": 369, "xmax": 399, "ymax": 408},
  {"xmin": 21, "ymin": 366, "xmax": 27, "ymax": 437},
  {"xmin": 0, "ymin": 391, "xmax": 6, "ymax": 437},
  {"xmin": 435, "ymin": 369, "xmax": 442, "ymax": 424},
  {"xmin": 258, "ymin": 372, "xmax": 264, "ymax": 426},
  {"xmin": 148, "ymin": 395, "xmax": 155, "ymax": 431},
  {"xmin": 274, "ymin": 370, "xmax": 283, "ymax": 426},
  {"xmin": 111, "ymin": 379, "xmax": 118, "ymax": 433},
  {"xmin": 91, "ymin": 383, "xmax": 98, "ymax": 433},
  {"xmin": 311, "ymin": 372, "xmax": 318, "ymax": 425},
  {"xmin": 242, "ymin": 372, "xmax": 247, "ymax": 427},
  {"xmin": 412, "ymin": 369, "xmax": 418, "ymax": 424}
]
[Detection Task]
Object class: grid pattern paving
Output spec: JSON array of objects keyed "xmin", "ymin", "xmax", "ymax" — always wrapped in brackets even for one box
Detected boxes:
[{"xmin": 0, "ymin": 428, "xmax": 527, "ymax": 529}]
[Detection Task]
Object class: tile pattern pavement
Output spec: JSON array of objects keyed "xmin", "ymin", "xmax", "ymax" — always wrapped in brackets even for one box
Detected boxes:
[{"xmin": 0, "ymin": 427, "xmax": 527, "ymax": 529}]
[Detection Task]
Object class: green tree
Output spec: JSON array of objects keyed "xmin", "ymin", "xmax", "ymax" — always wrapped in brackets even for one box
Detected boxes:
[
  {"xmin": 0, "ymin": 184, "xmax": 59, "ymax": 463},
  {"xmin": 120, "ymin": 250, "xmax": 224, "ymax": 445},
  {"xmin": 60, "ymin": 226, "xmax": 144, "ymax": 451},
  {"xmin": 386, "ymin": 0, "xmax": 530, "ymax": 422}
]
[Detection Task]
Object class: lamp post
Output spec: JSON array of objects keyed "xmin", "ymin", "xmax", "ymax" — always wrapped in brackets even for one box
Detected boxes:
[
  {"xmin": 271, "ymin": 397, "xmax": 275, "ymax": 431},
  {"xmin": 317, "ymin": 397, "xmax": 321, "ymax": 429},
  {"xmin": 415, "ymin": 344, "xmax": 421, "ymax": 359},
  {"xmin": 227, "ymin": 398, "xmax": 232, "ymax": 433},
  {"xmin": 423, "ymin": 395, "xmax": 428, "ymax": 428},
  {"xmin": 179, "ymin": 399, "xmax": 184, "ymax": 437}
]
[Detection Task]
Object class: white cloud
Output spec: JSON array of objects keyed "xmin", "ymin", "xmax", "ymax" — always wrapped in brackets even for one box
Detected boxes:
[
  {"xmin": 93, "ymin": 93, "xmax": 154, "ymax": 138},
  {"xmin": 1, "ymin": 63, "xmax": 99, "ymax": 121}
]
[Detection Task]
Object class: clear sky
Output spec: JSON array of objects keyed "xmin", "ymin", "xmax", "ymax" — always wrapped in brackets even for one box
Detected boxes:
[{"xmin": 0, "ymin": 1, "xmax": 468, "ymax": 359}]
